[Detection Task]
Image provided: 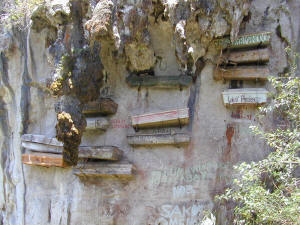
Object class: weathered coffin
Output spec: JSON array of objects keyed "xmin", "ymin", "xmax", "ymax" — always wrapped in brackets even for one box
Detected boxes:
[
  {"xmin": 86, "ymin": 117, "xmax": 109, "ymax": 131},
  {"xmin": 22, "ymin": 141, "xmax": 63, "ymax": 154},
  {"xmin": 55, "ymin": 98, "xmax": 118, "ymax": 115},
  {"xmin": 22, "ymin": 134, "xmax": 61, "ymax": 146},
  {"xmin": 126, "ymin": 75, "xmax": 192, "ymax": 88},
  {"xmin": 214, "ymin": 66, "xmax": 269, "ymax": 80},
  {"xmin": 82, "ymin": 98, "xmax": 118, "ymax": 115},
  {"xmin": 131, "ymin": 108, "xmax": 189, "ymax": 128},
  {"xmin": 222, "ymin": 88, "xmax": 269, "ymax": 106},
  {"xmin": 21, "ymin": 134, "xmax": 123, "ymax": 160},
  {"xmin": 218, "ymin": 49, "xmax": 269, "ymax": 64},
  {"xmin": 25, "ymin": 117, "xmax": 110, "ymax": 131},
  {"xmin": 22, "ymin": 134, "xmax": 63, "ymax": 154},
  {"xmin": 73, "ymin": 162, "xmax": 135, "ymax": 178},
  {"xmin": 22, "ymin": 152, "xmax": 67, "ymax": 168},
  {"xmin": 127, "ymin": 133, "xmax": 191, "ymax": 146},
  {"xmin": 214, "ymin": 32, "xmax": 271, "ymax": 49},
  {"xmin": 78, "ymin": 146, "xmax": 122, "ymax": 160}
]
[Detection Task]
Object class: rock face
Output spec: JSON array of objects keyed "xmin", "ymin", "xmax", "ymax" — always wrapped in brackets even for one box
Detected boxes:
[{"xmin": 0, "ymin": 0, "xmax": 300, "ymax": 224}]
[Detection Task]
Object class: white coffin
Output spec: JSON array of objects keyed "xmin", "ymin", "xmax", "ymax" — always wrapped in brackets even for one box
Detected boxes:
[{"xmin": 222, "ymin": 88, "xmax": 269, "ymax": 106}]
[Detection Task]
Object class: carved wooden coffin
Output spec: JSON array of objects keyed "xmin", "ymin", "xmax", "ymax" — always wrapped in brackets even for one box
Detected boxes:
[
  {"xmin": 127, "ymin": 133, "xmax": 191, "ymax": 146},
  {"xmin": 22, "ymin": 152, "xmax": 67, "ymax": 168},
  {"xmin": 218, "ymin": 49, "xmax": 269, "ymax": 64},
  {"xmin": 131, "ymin": 108, "xmax": 189, "ymax": 129},
  {"xmin": 86, "ymin": 117, "xmax": 109, "ymax": 131},
  {"xmin": 222, "ymin": 88, "xmax": 269, "ymax": 106},
  {"xmin": 82, "ymin": 98, "xmax": 118, "ymax": 115},
  {"xmin": 73, "ymin": 162, "xmax": 135, "ymax": 178},
  {"xmin": 126, "ymin": 75, "xmax": 192, "ymax": 88},
  {"xmin": 21, "ymin": 134, "xmax": 123, "ymax": 160},
  {"xmin": 214, "ymin": 32, "xmax": 272, "ymax": 49},
  {"xmin": 214, "ymin": 66, "xmax": 269, "ymax": 80}
]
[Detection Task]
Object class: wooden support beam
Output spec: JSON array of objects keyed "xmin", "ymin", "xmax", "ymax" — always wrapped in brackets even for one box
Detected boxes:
[
  {"xmin": 73, "ymin": 162, "xmax": 135, "ymax": 178},
  {"xmin": 214, "ymin": 32, "xmax": 272, "ymax": 49},
  {"xmin": 22, "ymin": 152, "xmax": 68, "ymax": 168},
  {"xmin": 222, "ymin": 88, "xmax": 269, "ymax": 106},
  {"xmin": 82, "ymin": 98, "xmax": 118, "ymax": 115},
  {"xmin": 127, "ymin": 133, "xmax": 190, "ymax": 146},
  {"xmin": 126, "ymin": 75, "xmax": 192, "ymax": 88},
  {"xmin": 219, "ymin": 49, "xmax": 269, "ymax": 64},
  {"xmin": 78, "ymin": 146, "xmax": 122, "ymax": 160},
  {"xmin": 86, "ymin": 117, "xmax": 109, "ymax": 131},
  {"xmin": 214, "ymin": 66, "xmax": 269, "ymax": 81},
  {"xmin": 22, "ymin": 134, "xmax": 123, "ymax": 160},
  {"xmin": 131, "ymin": 108, "xmax": 189, "ymax": 129}
]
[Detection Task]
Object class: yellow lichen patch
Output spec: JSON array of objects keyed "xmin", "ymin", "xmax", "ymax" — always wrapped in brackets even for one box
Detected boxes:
[{"xmin": 50, "ymin": 77, "xmax": 64, "ymax": 96}]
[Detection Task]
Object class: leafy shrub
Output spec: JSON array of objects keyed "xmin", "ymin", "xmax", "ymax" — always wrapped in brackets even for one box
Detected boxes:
[
  {"xmin": 0, "ymin": 0, "xmax": 45, "ymax": 28},
  {"xmin": 217, "ymin": 48, "xmax": 300, "ymax": 225}
]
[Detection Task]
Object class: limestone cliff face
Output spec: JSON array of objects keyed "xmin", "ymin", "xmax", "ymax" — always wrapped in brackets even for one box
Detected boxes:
[{"xmin": 0, "ymin": 0, "xmax": 299, "ymax": 224}]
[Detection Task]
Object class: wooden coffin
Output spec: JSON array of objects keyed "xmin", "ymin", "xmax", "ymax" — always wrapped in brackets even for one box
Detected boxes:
[
  {"xmin": 218, "ymin": 49, "xmax": 269, "ymax": 64},
  {"xmin": 55, "ymin": 98, "xmax": 118, "ymax": 115},
  {"xmin": 82, "ymin": 98, "xmax": 118, "ymax": 115},
  {"xmin": 21, "ymin": 134, "xmax": 123, "ymax": 160},
  {"xmin": 214, "ymin": 66, "xmax": 269, "ymax": 80},
  {"xmin": 21, "ymin": 134, "xmax": 63, "ymax": 154},
  {"xmin": 86, "ymin": 117, "xmax": 109, "ymax": 131},
  {"xmin": 222, "ymin": 88, "xmax": 269, "ymax": 106},
  {"xmin": 214, "ymin": 32, "xmax": 272, "ymax": 49},
  {"xmin": 73, "ymin": 162, "xmax": 135, "ymax": 178},
  {"xmin": 127, "ymin": 133, "xmax": 191, "ymax": 146},
  {"xmin": 22, "ymin": 152, "xmax": 67, "ymax": 168},
  {"xmin": 126, "ymin": 75, "xmax": 192, "ymax": 88},
  {"xmin": 131, "ymin": 108, "xmax": 189, "ymax": 129},
  {"xmin": 78, "ymin": 146, "xmax": 122, "ymax": 160}
]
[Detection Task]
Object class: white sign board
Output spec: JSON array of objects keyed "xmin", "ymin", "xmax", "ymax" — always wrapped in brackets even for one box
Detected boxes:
[{"xmin": 222, "ymin": 88, "xmax": 268, "ymax": 106}]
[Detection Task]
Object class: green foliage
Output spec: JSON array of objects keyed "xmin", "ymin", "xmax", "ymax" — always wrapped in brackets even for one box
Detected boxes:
[
  {"xmin": 200, "ymin": 211, "xmax": 216, "ymax": 225},
  {"xmin": 217, "ymin": 48, "xmax": 300, "ymax": 225},
  {"xmin": 1, "ymin": 0, "xmax": 45, "ymax": 27}
]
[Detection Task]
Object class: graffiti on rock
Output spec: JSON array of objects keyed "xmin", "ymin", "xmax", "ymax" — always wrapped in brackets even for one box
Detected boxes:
[
  {"xmin": 154, "ymin": 202, "xmax": 209, "ymax": 225},
  {"xmin": 172, "ymin": 185, "xmax": 195, "ymax": 199},
  {"xmin": 149, "ymin": 162, "xmax": 233, "ymax": 189}
]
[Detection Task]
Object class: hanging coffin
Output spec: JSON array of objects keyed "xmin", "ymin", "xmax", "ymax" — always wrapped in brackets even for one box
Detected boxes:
[
  {"xmin": 131, "ymin": 108, "xmax": 189, "ymax": 129},
  {"xmin": 85, "ymin": 117, "xmax": 110, "ymax": 131},
  {"xmin": 126, "ymin": 75, "xmax": 192, "ymax": 89},
  {"xmin": 22, "ymin": 152, "xmax": 67, "ymax": 168},
  {"xmin": 127, "ymin": 133, "xmax": 191, "ymax": 146},
  {"xmin": 73, "ymin": 162, "xmax": 135, "ymax": 178},
  {"xmin": 218, "ymin": 49, "xmax": 269, "ymax": 65},
  {"xmin": 222, "ymin": 88, "xmax": 269, "ymax": 106},
  {"xmin": 21, "ymin": 134, "xmax": 123, "ymax": 161},
  {"xmin": 55, "ymin": 98, "xmax": 118, "ymax": 115},
  {"xmin": 214, "ymin": 32, "xmax": 272, "ymax": 49},
  {"xmin": 82, "ymin": 98, "xmax": 118, "ymax": 115},
  {"xmin": 78, "ymin": 146, "xmax": 123, "ymax": 161},
  {"xmin": 214, "ymin": 66, "xmax": 269, "ymax": 80}
]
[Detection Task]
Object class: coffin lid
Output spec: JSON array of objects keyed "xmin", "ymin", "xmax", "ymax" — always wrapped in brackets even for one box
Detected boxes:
[{"xmin": 222, "ymin": 88, "xmax": 269, "ymax": 95}]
